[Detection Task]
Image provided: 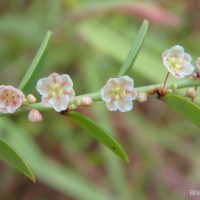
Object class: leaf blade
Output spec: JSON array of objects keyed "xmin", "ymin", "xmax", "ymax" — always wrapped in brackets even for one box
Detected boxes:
[
  {"xmin": 0, "ymin": 138, "xmax": 35, "ymax": 182},
  {"xmin": 18, "ymin": 30, "xmax": 52, "ymax": 94},
  {"xmin": 164, "ymin": 94, "xmax": 200, "ymax": 128},
  {"xmin": 67, "ymin": 111, "xmax": 129, "ymax": 163},
  {"xmin": 117, "ymin": 20, "xmax": 148, "ymax": 77}
]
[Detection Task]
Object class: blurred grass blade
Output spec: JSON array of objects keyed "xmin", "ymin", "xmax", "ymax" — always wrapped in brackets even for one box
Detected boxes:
[
  {"xmin": 164, "ymin": 94, "xmax": 200, "ymax": 128},
  {"xmin": 18, "ymin": 31, "xmax": 52, "ymax": 94},
  {"xmin": 67, "ymin": 111, "xmax": 129, "ymax": 163},
  {"xmin": 0, "ymin": 138, "xmax": 35, "ymax": 182},
  {"xmin": 117, "ymin": 20, "xmax": 148, "ymax": 77}
]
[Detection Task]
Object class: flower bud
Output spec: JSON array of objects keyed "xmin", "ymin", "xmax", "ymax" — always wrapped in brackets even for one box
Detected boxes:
[
  {"xmin": 136, "ymin": 92, "xmax": 147, "ymax": 103},
  {"xmin": 28, "ymin": 109, "xmax": 43, "ymax": 123},
  {"xmin": 171, "ymin": 84, "xmax": 177, "ymax": 91},
  {"xmin": 27, "ymin": 94, "xmax": 37, "ymax": 104},
  {"xmin": 186, "ymin": 87, "xmax": 197, "ymax": 99},
  {"xmin": 81, "ymin": 96, "xmax": 93, "ymax": 107}
]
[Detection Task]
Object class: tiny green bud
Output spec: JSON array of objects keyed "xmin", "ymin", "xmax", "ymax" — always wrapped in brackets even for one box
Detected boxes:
[
  {"xmin": 168, "ymin": 89, "xmax": 173, "ymax": 93},
  {"xmin": 136, "ymin": 92, "xmax": 147, "ymax": 103},
  {"xmin": 171, "ymin": 84, "xmax": 177, "ymax": 91}
]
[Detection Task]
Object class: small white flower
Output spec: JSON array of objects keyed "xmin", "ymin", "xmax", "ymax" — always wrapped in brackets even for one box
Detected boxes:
[
  {"xmin": 36, "ymin": 73, "xmax": 75, "ymax": 112},
  {"xmin": 0, "ymin": 85, "xmax": 25, "ymax": 113},
  {"xmin": 100, "ymin": 76, "xmax": 137, "ymax": 112},
  {"xmin": 162, "ymin": 45, "xmax": 194, "ymax": 78}
]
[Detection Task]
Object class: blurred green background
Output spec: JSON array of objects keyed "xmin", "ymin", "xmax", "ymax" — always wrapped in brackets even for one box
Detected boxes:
[{"xmin": 1, "ymin": 0, "xmax": 200, "ymax": 200}]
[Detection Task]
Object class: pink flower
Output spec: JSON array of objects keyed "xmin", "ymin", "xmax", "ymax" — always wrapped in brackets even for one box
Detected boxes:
[
  {"xmin": 36, "ymin": 73, "xmax": 75, "ymax": 112},
  {"xmin": 28, "ymin": 109, "xmax": 43, "ymax": 123},
  {"xmin": 196, "ymin": 57, "xmax": 200, "ymax": 69},
  {"xmin": 100, "ymin": 76, "xmax": 137, "ymax": 112},
  {"xmin": 162, "ymin": 45, "xmax": 194, "ymax": 78},
  {"xmin": 0, "ymin": 85, "xmax": 25, "ymax": 113}
]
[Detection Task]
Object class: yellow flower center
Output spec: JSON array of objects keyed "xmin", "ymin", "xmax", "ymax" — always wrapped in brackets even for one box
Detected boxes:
[
  {"xmin": 3, "ymin": 90, "xmax": 18, "ymax": 104},
  {"xmin": 168, "ymin": 57, "xmax": 183, "ymax": 72},
  {"xmin": 50, "ymin": 83, "xmax": 63, "ymax": 97},
  {"xmin": 110, "ymin": 85, "xmax": 126, "ymax": 99}
]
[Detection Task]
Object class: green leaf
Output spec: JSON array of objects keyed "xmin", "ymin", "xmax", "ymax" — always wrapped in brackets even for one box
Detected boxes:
[
  {"xmin": 117, "ymin": 20, "xmax": 148, "ymax": 77},
  {"xmin": 1, "ymin": 118, "xmax": 113, "ymax": 200},
  {"xmin": 0, "ymin": 138, "xmax": 35, "ymax": 182},
  {"xmin": 79, "ymin": 20, "xmax": 168, "ymax": 83},
  {"xmin": 164, "ymin": 94, "xmax": 200, "ymax": 128},
  {"xmin": 18, "ymin": 30, "xmax": 52, "ymax": 94},
  {"xmin": 67, "ymin": 111, "xmax": 129, "ymax": 163}
]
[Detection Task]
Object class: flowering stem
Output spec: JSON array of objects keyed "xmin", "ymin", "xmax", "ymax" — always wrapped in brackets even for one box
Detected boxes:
[
  {"xmin": 163, "ymin": 72, "xmax": 170, "ymax": 89},
  {"xmin": 1, "ymin": 79, "xmax": 200, "ymax": 117}
]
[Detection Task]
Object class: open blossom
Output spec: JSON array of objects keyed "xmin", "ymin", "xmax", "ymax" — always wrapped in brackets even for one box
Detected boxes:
[
  {"xmin": 162, "ymin": 45, "xmax": 194, "ymax": 78},
  {"xmin": 36, "ymin": 73, "xmax": 75, "ymax": 112},
  {"xmin": 0, "ymin": 85, "xmax": 25, "ymax": 113},
  {"xmin": 100, "ymin": 76, "xmax": 137, "ymax": 112}
]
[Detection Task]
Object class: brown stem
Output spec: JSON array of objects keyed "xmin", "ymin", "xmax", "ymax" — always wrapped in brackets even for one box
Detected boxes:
[{"xmin": 163, "ymin": 72, "xmax": 170, "ymax": 89}]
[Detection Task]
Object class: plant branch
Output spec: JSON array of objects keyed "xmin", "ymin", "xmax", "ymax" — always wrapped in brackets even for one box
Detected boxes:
[{"xmin": 0, "ymin": 79, "xmax": 200, "ymax": 117}]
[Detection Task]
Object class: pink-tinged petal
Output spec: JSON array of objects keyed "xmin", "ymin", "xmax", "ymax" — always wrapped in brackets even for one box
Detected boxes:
[
  {"xmin": 62, "ymin": 90, "xmax": 75, "ymax": 101},
  {"xmin": 49, "ymin": 97, "xmax": 68, "ymax": 112},
  {"xmin": 107, "ymin": 78, "xmax": 118, "ymax": 85},
  {"xmin": 183, "ymin": 53, "xmax": 192, "ymax": 62},
  {"xmin": 114, "ymin": 98, "xmax": 133, "ymax": 112},
  {"xmin": 180, "ymin": 63, "xmax": 195, "ymax": 75},
  {"xmin": 126, "ymin": 89, "xmax": 138, "ymax": 100},
  {"xmin": 59, "ymin": 74, "xmax": 73, "ymax": 90},
  {"xmin": 174, "ymin": 73, "xmax": 184, "ymax": 79},
  {"xmin": 0, "ymin": 107, "xmax": 7, "ymax": 113},
  {"xmin": 119, "ymin": 76, "xmax": 134, "ymax": 90},
  {"xmin": 67, "ymin": 89, "xmax": 75, "ymax": 101},
  {"xmin": 100, "ymin": 86, "xmax": 112, "ymax": 102},
  {"xmin": 166, "ymin": 45, "xmax": 184, "ymax": 58},
  {"xmin": 36, "ymin": 78, "xmax": 51, "ymax": 96},
  {"xmin": 48, "ymin": 73, "xmax": 60, "ymax": 83},
  {"xmin": 6, "ymin": 105, "xmax": 16, "ymax": 113},
  {"xmin": 41, "ymin": 96, "xmax": 51, "ymax": 107},
  {"xmin": 162, "ymin": 50, "xmax": 168, "ymax": 58},
  {"xmin": 106, "ymin": 100, "xmax": 117, "ymax": 111},
  {"xmin": 0, "ymin": 100, "xmax": 6, "ymax": 108},
  {"xmin": 196, "ymin": 57, "xmax": 200, "ymax": 69}
]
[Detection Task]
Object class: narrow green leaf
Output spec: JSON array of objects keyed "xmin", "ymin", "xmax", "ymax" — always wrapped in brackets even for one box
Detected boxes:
[
  {"xmin": 18, "ymin": 30, "xmax": 52, "ymax": 94},
  {"xmin": 117, "ymin": 20, "xmax": 148, "ymax": 77},
  {"xmin": 164, "ymin": 94, "xmax": 200, "ymax": 128},
  {"xmin": 0, "ymin": 138, "xmax": 35, "ymax": 182},
  {"xmin": 67, "ymin": 111, "xmax": 129, "ymax": 163}
]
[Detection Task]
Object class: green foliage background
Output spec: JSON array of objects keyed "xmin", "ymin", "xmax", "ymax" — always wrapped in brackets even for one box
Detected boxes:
[{"xmin": 1, "ymin": 0, "xmax": 200, "ymax": 199}]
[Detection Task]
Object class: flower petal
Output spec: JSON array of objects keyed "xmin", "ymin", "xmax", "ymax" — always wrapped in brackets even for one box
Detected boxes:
[
  {"xmin": 183, "ymin": 53, "xmax": 192, "ymax": 62},
  {"xmin": 106, "ymin": 100, "xmax": 117, "ymax": 111},
  {"xmin": 119, "ymin": 76, "xmax": 134, "ymax": 90},
  {"xmin": 114, "ymin": 98, "xmax": 133, "ymax": 112},
  {"xmin": 36, "ymin": 78, "xmax": 51, "ymax": 96},
  {"xmin": 196, "ymin": 57, "xmax": 200, "ymax": 69},
  {"xmin": 166, "ymin": 45, "xmax": 184, "ymax": 58},
  {"xmin": 59, "ymin": 74, "xmax": 73, "ymax": 90},
  {"xmin": 48, "ymin": 73, "xmax": 60, "ymax": 84},
  {"xmin": 100, "ymin": 86, "xmax": 112, "ymax": 102}
]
